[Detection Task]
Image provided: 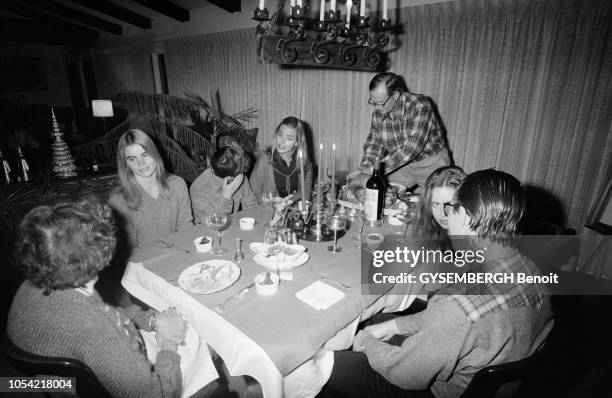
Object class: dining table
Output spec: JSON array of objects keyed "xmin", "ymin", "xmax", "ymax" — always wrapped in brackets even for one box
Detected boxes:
[{"xmin": 121, "ymin": 206, "xmax": 424, "ymax": 398}]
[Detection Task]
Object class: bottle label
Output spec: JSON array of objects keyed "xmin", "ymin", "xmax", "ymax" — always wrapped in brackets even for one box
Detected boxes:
[{"xmin": 364, "ymin": 188, "xmax": 380, "ymax": 221}]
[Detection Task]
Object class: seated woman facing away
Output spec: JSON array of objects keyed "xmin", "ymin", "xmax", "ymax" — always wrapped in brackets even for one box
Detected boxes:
[
  {"xmin": 7, "ymin": 196, "xmax": 189, "ymax": 398},
  {"xmin": 108, "ymin": 129, "xmax": 193, "ymax": 248},
  {"xmin": 190, "ymin": 143, "xmax": 258, "ymax": 222},
  {"xmin": 250, "ymin": 116, "xmax": 313, "ymax": 201}
]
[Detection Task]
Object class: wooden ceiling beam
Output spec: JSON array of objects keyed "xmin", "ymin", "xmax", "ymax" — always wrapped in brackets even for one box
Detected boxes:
[
  {"xmin": 207, "ymin": 0, "xmax": 241, "ymax": 14},
  {"xmin": 66, "ymin": 0, "xmax": 151, "ymax": 30},
  {"xmin": 128, "ymin": 0, "xmax": 189, "ymax": 22},
  {"xmin": 0, "ymin": 1, "xmax": 99, "ymax": 40},
  {"xmin": 17, "ymin": 0, "xmax": 122, "ymax": 35}
]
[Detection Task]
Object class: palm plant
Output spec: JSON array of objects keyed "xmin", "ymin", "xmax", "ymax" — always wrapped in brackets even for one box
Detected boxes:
[{"xmin": 74, "ymin": 91, "xmax": 258, "ymax": 182}]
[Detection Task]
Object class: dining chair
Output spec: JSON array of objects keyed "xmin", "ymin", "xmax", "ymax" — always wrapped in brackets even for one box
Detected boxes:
[
  {"xmin": 0, "ymin": 332, "xmax": 112, "ymax": 398},
  {"xmin": 460, "ymin": 306, "xmax": 561, "ymax": 398}
]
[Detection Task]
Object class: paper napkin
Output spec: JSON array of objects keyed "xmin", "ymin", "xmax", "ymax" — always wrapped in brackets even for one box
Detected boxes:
[{"xmin": 295, "ymin": 281, "xmax": 345, "ymax": 310}]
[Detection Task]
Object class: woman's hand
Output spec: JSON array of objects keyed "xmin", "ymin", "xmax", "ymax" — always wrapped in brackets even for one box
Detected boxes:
[
  {"xmin": 154, "ymin": 307, "xmax": 188, "ymax": 350},
  {"xmin": 222, "ymin": 174, "xmax": 245, "ymax": 199},
  {"xmin": 364, "ymin": 319, "xmax": 400, "ymax": 341}
]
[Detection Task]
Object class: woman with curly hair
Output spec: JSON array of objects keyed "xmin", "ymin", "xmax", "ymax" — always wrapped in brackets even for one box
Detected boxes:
[
  {"xmin": 412, "ymin": 166, "xmax": 467, "ymax": 247},
  {"xmin": 7, "ymin": 196, "xmax": 189, "ymax": 398},
  {"xmin": 190, "ymin": 143, "xmax": 259, "ymax": 221},
  {"xmin": 109, "ymin": 129, "xmax": 193, "ymax": 248},
  {"xmin": 250, "ymin": 116, "xmax": 313, "ymax": 201}
]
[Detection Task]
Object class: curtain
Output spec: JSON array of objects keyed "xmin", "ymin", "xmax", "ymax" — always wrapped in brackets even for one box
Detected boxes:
[
  {"xmin": 92, "ymin": 46, "xmax": 155, "ymax": 98},
  {"xmin": 98, "ymin": 0, "xmax": 612, "ymax": 229}
]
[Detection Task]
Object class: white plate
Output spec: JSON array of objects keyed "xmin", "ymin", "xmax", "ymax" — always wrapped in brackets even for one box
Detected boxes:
[
  {"xmin": 178, "ymin": 260, "xmax": 240, "ymax": 294},
  {"xmin": 249, "ymin": 243, "xmax": 306, "ymax": 261},
  {"xmin": 253, "ymin": 252, "xmax": 310, "ymax": 270}
]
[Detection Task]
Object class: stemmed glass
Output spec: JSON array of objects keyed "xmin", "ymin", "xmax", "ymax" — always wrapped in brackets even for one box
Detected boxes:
[
  {"xmin": 264, "ymin": 227, "xmax": 288, "ymax": 277},
  {"xmin": 351, "ymin": 209, "xmax": 366, "ymax": 248},
  {"xmin": 328, "ymin": 215, "xmax": 347, "ymax": 253},
  {"xmin": 205, "ymin": 212, "xmax": 230, "ymax": 255}
]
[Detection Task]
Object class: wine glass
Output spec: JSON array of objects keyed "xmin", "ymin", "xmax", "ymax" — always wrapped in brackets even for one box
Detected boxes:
[
  {"xmin": 261, "ymin": 190, "xmax": 275, "ymax": 208},
  {"xmin": 328, "ymin": 215, "xmax": 347, "ymax": 253},
  {"xmin": 264, "ymin": 227, "xmax": 287, "ymax": 277},
  {"xmin": 205, "ymin": 212, "xmax": 229, "ymax": 255}
]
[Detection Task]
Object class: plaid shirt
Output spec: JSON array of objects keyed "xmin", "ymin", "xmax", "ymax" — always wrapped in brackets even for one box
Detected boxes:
[
  {"xmin": 361, "ymin": 91, "xmax": 446, "ymax": 172},
  {"xmin": 443, "ymin": 248, "xmax": 548, "ymax": 322}
]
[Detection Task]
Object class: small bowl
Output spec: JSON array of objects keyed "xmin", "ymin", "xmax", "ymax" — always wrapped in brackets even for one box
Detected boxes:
[
  {"xmin": 254, "ymin": 272, "xmax": 279, "ymax": 295},
  {"xmin": 193, "ymin": 236, "xmax": 213, "ymax": 253},
  {"xmin": 239, "ymin": 217, "xmax": 256, "ymax": 230}
]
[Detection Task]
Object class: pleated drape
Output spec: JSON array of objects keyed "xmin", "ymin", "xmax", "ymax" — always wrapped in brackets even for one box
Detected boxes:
[{"xmin": 94, "ymin": 0, "xmax": 612, "ymax": 228}]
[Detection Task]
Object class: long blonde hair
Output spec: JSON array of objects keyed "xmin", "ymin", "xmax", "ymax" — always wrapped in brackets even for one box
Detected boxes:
[
  {"xmin": 270, "ymin": 116, "xmax": 309, "ymax": 168},
  {"xmin": 116, "ymin": 129, "xmax": 170, "ymax": 210}
]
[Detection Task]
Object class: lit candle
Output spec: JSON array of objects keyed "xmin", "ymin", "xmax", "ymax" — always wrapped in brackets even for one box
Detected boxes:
[
  {"xmin": 320, "ymin": 0, "xmax": 325, "ymax": 21},
  {"xmin": 259, "ymin": 0, "xmax": 265, "ymax": 10},
  {"xmin": 331, "ymin": 143, "xmax": 336, "ymax": 202},
  {"xmin": 291, "ymin": 0, "xmax": 296, "ymax": 7},
  {"xmin": 297, "ymin": 0, "xmax": 302, "ymax": 6},
  {"xmin": 318, "ymin": 143, "xmax": 323, "ymax": 207},
  {"xmin": 299, "ymin": 149, "xmax": 306, "ymax": 205},
  {"xmin": 331, "ymin": 0, "xmax": 336, "ymax": 11},
  {"xmin": 383, "ymin": 0, "xmax": 387, "ymax": 19},
  {"xmin": 360, "ymin": 0, "xmax": 365, "ymax": 17},
  {"xmin": 346, "ymin": 0, "xmax": 353, "ymax": 27}
]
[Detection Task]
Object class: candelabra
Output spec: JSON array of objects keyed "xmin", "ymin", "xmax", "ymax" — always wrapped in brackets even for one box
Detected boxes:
[{"xmin": 254, "ymin": 2, "xmax": 395, "ymax": 71}]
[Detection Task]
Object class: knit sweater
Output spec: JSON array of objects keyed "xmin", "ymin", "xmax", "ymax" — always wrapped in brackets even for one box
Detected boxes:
[
  {"xmin": 108, "ymin": 175, "xmax": 193, "ymax": 248},
  {"xmin": 189, "ymin": 168, "xmax": 259, "ymax": 222},
  {"xmin": 249, "ymin": 150, "xmax": 313, "ymax": 202},
  {"xmin": 7, "ymin": 281, "xmax": 182, "ymax": 398},
  {"xmin": 356, "ymin": 247, "xmax": 554, "ymax": 398}
]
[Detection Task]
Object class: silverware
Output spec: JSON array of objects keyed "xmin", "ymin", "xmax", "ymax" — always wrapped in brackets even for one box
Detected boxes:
[
  {"xmin": 156, "ymin": 239, "xmax": 191, "ymax": 253},
  {"xmin": 214, "ymin": 282, "xmax": 255, "ymax": 313},
  {"xmin": 311, "ymin": 269, "xmax": 352, "ymax": 290}
]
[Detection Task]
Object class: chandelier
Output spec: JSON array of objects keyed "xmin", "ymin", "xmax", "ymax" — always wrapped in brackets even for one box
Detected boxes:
[{"xmin": 254, "ymin": 0, "xmax": 395, "ymax": 71}]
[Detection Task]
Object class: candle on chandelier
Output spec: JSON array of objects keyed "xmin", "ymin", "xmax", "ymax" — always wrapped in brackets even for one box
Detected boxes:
[
  {"xmin": 297, "ymin": 0, "xmax": 303, "ymax": 7},
  {"xmin": 290, "ymin": 0, "xmax": 296, "ymax": 8},
  {"xmin": 331, "ymin": 0, "xmax": 337, "ymax": 11},
  {"xmin": 360, "ymin": 0, "xmax": 365, "ymax": 17},
  {"xmin": 259, "ymin": 0, "xmax": 264, "ymax": 10},
  {"xmin": 383, "ymin": 0, "xmax": 388, "ymax": 19},
  {"xmin": 346, "ymin": 0, "xmax": 353, "ymax": 27},
  {"xmin": 320, "ymin": 0, "xmax": 325, "ymax": 21}
]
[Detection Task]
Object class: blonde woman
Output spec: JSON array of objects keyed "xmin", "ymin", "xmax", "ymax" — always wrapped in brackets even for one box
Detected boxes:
[
  {"xmin": 250, "ymin": 116, "xmax": 313, "ymax": 201},
  {"xmin": 108, "ymin": 129, "xmax": 193, "ymax": 248}
]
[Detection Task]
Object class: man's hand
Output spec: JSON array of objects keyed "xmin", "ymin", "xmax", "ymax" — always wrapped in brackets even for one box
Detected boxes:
[
  {"xmin": 222, "ymin": 174, "xmax": 245, "ymax": 199},
  {"xmin": 364, "ymin": 319, "xmax": 400, "ymax": 341}
]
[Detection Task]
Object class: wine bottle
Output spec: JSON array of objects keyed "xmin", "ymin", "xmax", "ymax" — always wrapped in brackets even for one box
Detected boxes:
[
  {"xmin": 0, "ymin": 148, "xmax": 11, "ymax": 184},
  {"xmin": 16, "ymin": 147, "xmax": 31, "ymax": 183},
  {"xmin": 364, "ymin": 161, "xmax": 384, "ymax": 227}
]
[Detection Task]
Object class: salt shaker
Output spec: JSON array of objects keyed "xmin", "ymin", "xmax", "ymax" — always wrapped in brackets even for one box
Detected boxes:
[{"xmin": 234, "ymin": 238, "xmax": 244, "ymax": 263}]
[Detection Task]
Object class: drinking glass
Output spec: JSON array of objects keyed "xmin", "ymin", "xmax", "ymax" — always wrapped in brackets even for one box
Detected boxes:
[
  {"xmin": 351, "ymin": 209, "xmax": 366, "ymax": 248},
  {"xmin": 328, "ymin": 215, "xmax": 347, "ymax": 253},
  {"xmin": 264, "ymin": 227, "xmax": 287, "ymax": 276},
  {"xmin": 205, "ymin": 212, "xmax": 229, "ymax": 255},
  {"xmin": 261, "ymin": 190, "xmax": 275, "ymax": 208}
]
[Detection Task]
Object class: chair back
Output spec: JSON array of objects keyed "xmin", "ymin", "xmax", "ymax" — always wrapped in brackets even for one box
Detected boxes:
[
  {"xmin": 461, "ymin": 307, "xmax": 560, "ymax": 398},
  {"xmin": 0, "ymin": 333, "xmax": 112, "ymax": 398}
]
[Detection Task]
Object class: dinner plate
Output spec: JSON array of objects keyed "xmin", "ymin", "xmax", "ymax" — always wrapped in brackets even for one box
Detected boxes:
[
  {"xmin": 253, "ymin": 252, "xmax": 310, "ymax": 270},
  {"xmin": 178, "ymin": 260, "xmax": 240, "ymax": 294},
  {"xmin": 249, "ymin": 242, "xmax": 306, "ymax": 261}
]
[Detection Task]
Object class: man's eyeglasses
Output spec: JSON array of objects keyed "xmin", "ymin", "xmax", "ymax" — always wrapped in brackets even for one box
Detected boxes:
[{"xmin": 368, "ymin": 94, "xmax": 393, "ymax": 107}]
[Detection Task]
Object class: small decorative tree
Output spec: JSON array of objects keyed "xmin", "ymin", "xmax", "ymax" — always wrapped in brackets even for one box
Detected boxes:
[
  {"xmin": 50, "ymin": 108, "xmax": 78, "ymax": 178},
  {"xmin": 74, "ymin": 91, "xmax": 257, "ymax": 182}
]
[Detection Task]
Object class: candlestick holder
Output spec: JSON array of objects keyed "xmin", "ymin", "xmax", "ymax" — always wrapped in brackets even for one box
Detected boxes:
[{"xmin": 253, "ymin": 7, "xmax": 270, "ymax": 35}]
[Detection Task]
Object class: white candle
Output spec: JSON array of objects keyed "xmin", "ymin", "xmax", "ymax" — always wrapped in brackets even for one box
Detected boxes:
[
  {"xmin": 383, "ymin": 0, "xmax": 387, "ymax": 19},
  {"xmin": 346, "ymin": 0, "xmax": 353, "ymax": 27},
  {"xmin": 320, "ymin": 0, "xmax": 325, "ymax": 20},
  {"xmin": 299, "ymin": 149, "xmax": 306, "ymax": 205},
  {"xmin": 291, "ymin": 0, "xmax": 296, "ymax": 7},
  {"xmin": 360, "ymin": 0, "xmax": 365, "ymax": 17},
  {"xmin": 297, "ymin": 0, "xmax": 302, "ymax": 6},
  {"xmin": 331, "ymin": 0, "xmax": 337, "ymax": 11},
  {"xmin": 318, "ymin": 143, "xmax": 323, "ymax": 207},
  {"xmin": 259, "ymin": 0, "xmax": 265, "ymax": 10},
  {"xmin": 331, "ymin": 143, "xmax": 336, "ymax": 202}
]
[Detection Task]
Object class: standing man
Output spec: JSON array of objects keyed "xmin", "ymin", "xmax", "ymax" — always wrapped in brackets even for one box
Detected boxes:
[{"xmin": 350, "ymin": 72, "xmax": 451, "ymax": 192}]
